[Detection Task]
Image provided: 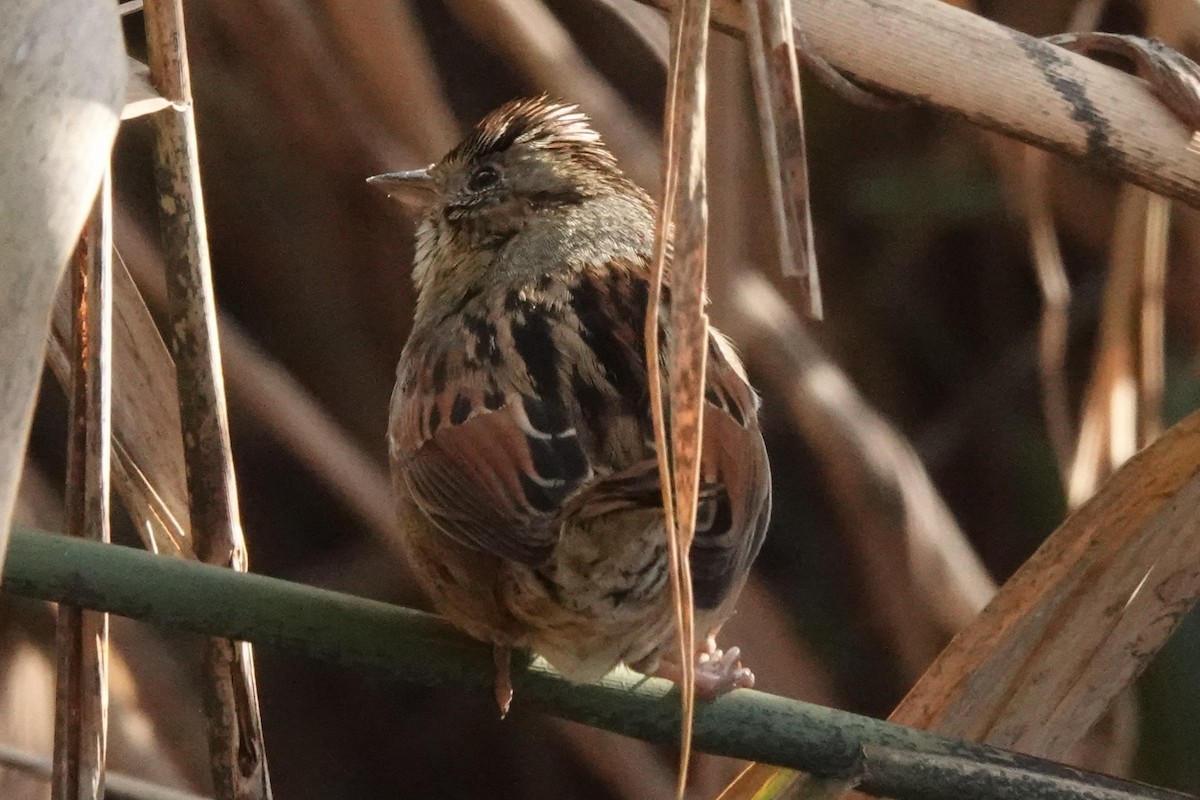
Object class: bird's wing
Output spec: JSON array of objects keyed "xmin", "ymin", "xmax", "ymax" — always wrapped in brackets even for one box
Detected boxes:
[
  {"xmin": 389, "ymin": 263, "xmax": 770, "ymax": 591},
  {"xmin": 690, "ymin": 331, "xmax": 772, "ymax": 609},
  {"xmin": 388, "ymin": 279, "xmax": 601, "ymax": 566},
  {"xmin": 569, "ymin": 329, "xmax": 772, "ymax": 611},
  {"xmin": 395, "ymin": 390, "xmax": 591, "ymax": 565}
]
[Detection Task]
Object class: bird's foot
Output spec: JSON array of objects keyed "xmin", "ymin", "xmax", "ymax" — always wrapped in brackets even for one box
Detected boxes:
[
  {"xmin": 493, "ymin": 643, "xmax": 513, "ymax": 719},
  {"xmin": 654, "ymin": 637, "xmax": 754, "ymax": 699},
  {"xmin": 696, "ymin": 643, "xmax": 754, "ymax": 698}
]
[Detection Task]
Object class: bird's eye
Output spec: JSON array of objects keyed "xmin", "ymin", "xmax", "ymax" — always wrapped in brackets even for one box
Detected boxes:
[{"xmin": 467, "ymin": 165, "xmax": 501, "ymax": 192}]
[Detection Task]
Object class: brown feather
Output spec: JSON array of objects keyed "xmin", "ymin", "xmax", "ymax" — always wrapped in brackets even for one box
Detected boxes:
[{"xmin": 385, "ymin": 97, "xmax": 771, "ymax": 683}]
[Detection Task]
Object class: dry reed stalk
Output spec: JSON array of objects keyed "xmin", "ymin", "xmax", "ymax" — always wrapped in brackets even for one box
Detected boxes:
[
  {"xmin": 884, "ymin": 407, "xmax": 1200, "ymax": 746},
  {"xmin": 1067, "ymin": 186, "xmax": 1171, "ymax": 506},
  {"xmin": 0, "ymin": 0, "xmax": 124, "ymax": 579},
  {"xmin": 1048, "ymin": 17, "xmax": 1200, "ymax": 481},
  {"xmin": 321, "ymin": 0, "xmax": 459, "ymax": 162},
  {"xmin": 17, "ymin": 524, "xmax": 1196, "ymax": 800},
  {"xmin": 698, "ymin": 35, "xmax": 847, "ymax": 743},
  {"xmin": 1016, "ymin": 145, "xmax": 1076, "ymax": 484},
  {"xmin": 744, "ymin": 0, "xmax": 821, "ymax": 317},
  {"xmin": 715, "ymin": 274, "xmax": 997, "ymax": 800},
  {"xmin": 143, "ymin": 0, "xmax": 271, "ymax": 796},
  {"xmin": 1139, "ymin": 194, "xmax": 1169, "ymax": 445},
  {"xmin": 114, "ymin": 213, "xmax": 405, "ymax": 557},
  {"xmin": 767, "ymin": 410, "xmax": 1200, "ymax": 800},
  {"xmin": 52, "ymin": 175, "xmax": 113, "ymax": 800},
  {"xmin": 1048, "ymin": 32, "xmax": 1200, "ymax": 146},
  {"xmin": 1, "ymin": 743, "xmax": 210, "ymax": 800},
  {"xmin": 636, "ymin": 0, "xmax": 1200, "ymax": 208},
  {"xmin": 10, "ymin": 456, "xmax": 210, "ymax": 791},
  {"xmin": 791, "ymin": 33, "xmax": 1187, "ymax": 800},
  {"xmin": 729, "ymin": 275, "xmax": 996, "ymax": 670},
  {"xmin": 998, "ymin": 1, "xmax": 1193, "ymax": 493},
  {"xmin": 48, "ymin": 250, "xmax": 192, "ymax": 558},
  {"xmin": 933, "ymin": 3, "xmax": 1173, "ymax": 774},
  {"xmin": 645, "ymin": 1, "xmax": 713, "ymax": 794}
]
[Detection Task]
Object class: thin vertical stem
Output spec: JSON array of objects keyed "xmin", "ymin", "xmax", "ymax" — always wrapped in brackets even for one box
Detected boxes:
[
  {"xmin": 52, "ymin": 170, "xmax": 113, "ymax": 800},
  {"xmin": 1020, "ymin": 147, "xmax": 1075, "ymax": 484},
  {"xmin": 1138, "ymin": 194, "xmax": 1169, "ymax": 446},
  {"xmin": 745, "ymin": 0, "xmax": 822, "ymax": 318},
  {"xmin": 647, "ymin": 1, "xmax": 712, "ymax": 796},
  {"xmin": 143, "ymin": 0, "xmax": 271, "ymax": 797}
]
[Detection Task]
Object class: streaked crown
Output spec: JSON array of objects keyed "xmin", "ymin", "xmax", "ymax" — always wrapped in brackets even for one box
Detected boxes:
[{"xmin": 443, "ymin": 96, "xmax": 626, "ymax": 184}]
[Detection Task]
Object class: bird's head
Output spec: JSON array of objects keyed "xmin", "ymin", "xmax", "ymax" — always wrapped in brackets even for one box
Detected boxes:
[{"xmin": 369, "ymin": 97, "xmax": 647, "ymax": 244}]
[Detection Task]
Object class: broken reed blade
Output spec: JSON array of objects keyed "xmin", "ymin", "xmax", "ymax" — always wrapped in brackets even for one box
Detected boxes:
[
  {"xmin": 746, "ymin": 0, "xmax": 823, "ymax": 318},
  {"xmin": 143, "ymin": 0, "xmax": 272, "ymax": 794},
  {"xmin": 53, "ymin": 171, "xmax": 113, "ymax": 800}
]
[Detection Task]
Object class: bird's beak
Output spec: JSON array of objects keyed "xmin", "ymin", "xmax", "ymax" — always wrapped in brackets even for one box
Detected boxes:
[{"xmin": 366, "ymin": 166, "xmax": 437, "ymax": 206}]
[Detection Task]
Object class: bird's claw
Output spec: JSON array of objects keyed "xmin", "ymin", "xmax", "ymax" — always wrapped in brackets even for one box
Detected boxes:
[{"xmin": 695, "ymin": 645, "xmax": 755, "ymax": 698}]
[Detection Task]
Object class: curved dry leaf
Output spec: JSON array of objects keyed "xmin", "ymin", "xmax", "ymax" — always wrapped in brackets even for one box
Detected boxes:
[
  {"xmin": 1015, "ymin": 146, "xmax": 1075, "ymax": 483},
  {"xmin": 647, "ymin": 1, "xmax": 713, "ymax": 795},
  {"xmin": 1045, "ymin": 33, "xmax": 1200, "ymax": 137},
  {"xmin": 892, "ymin": 407, "xmax": 1200, "ymax": 753},
  {"xmin": 48, "ymin": 252, "xmax": 193, "ymax": 558},
  {"xmin": 0, "ymin": 0, "xmax": 125, "ymax": 577},
  {"xmin": 715, "ymin": 274, "xmax": 996, "ymax": 800},
  {"xmin": 1067, "ymin": 187, "xmax": 1171, "ymax": 506},
  {"xmin": 634, "ymin": 0, "xmax": 1200, "ymax": 206},
  {"xmin": 744, "ymin": 0, "xmax": 821, "ymax": 316}
]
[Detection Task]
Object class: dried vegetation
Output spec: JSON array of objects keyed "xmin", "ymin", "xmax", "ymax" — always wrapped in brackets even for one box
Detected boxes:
[{"xmin": 3, "ymin": 0, "xmax": 1200, "ymax": 798}]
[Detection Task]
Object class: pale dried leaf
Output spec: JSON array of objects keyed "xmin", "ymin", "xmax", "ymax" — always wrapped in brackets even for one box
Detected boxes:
[
  {"xmin": 1046, "ymin": 32, "xmax": 1200, "ymax": 140},
  {"xmin": 1138, "ymin": 193, "xmax": 1169, "ymax": 446},
  {"xmin": 1019, "ymin": 146, "xmax": 1075, "ymax": 482},
  {"xmin": 0, "ymin": 0, "xmax": 124, "ymax": 579},
  {"xmin": 715, "ymin": 274, "xmax": 996, "ymax": 800},
  {"xmin": 123, "ymin": 57, "xmax": 172, "ymax": 121},
  {"xmin": 647, "ymin": 1, "xmax": 712, "ymax": 795},
  {"xmin": 892, "ymin": 407, "xmax": 1200, "ymax": 751},
  {"xmin": 48, "ymin": 252, "xmax": 193, "ymax": 558},
  {"xmin": 1068, "ymin": 187, "xmax": 1170, "ymax": 506},
  {"xmin": 54, "ymin": 171, "xmax": 113, "ymax": 800},
  {"xmin": 744, "ymin": 0, "xmax": 821, "ymax": 316}
]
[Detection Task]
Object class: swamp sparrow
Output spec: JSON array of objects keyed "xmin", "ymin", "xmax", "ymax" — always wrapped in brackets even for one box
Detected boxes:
[{"xmin": 371, "ymin": 97, "xmax": 771, "ymax": 713}]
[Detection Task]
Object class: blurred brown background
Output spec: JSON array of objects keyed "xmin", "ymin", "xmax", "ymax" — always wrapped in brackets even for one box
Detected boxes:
[{"xmin": 8, "ymin": 0, "xmax": 1200, "ymax": 797}]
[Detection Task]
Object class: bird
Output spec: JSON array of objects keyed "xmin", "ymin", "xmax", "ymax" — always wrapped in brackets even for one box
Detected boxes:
[{"xmin": 370, "ymin": 96, "xmax": 771, "ymax": 715}]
